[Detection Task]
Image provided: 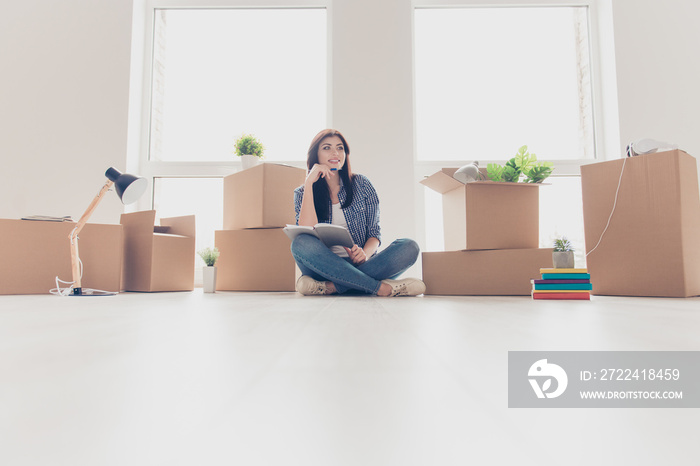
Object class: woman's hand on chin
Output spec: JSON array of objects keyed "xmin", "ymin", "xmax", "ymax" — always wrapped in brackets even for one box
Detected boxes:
[{"xmin": 306, "ymin": 163, "xmax": 334, "ymax": 186}]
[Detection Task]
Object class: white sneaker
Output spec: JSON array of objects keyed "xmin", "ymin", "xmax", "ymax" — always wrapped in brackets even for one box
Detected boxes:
[
  {"xmin": 296, "ymin": 276, "xmax": 330, "ymax": 296},
  {"xmin": 382, "ymin": 278, "xmax": 426, "ymax": 297}
]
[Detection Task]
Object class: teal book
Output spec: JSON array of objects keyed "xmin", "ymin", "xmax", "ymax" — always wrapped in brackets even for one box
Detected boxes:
[
  {"xmin": 534, "ymin": 283, "xmax": 593, "ymax": 291},
  {"xmin": 541, "ymin": 273, "xmax": 591, "ymax": 280}
]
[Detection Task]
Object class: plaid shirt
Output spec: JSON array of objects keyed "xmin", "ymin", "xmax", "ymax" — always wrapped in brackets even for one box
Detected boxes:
[{"xmin": 294, "ymin": 174, "xmax": 381, "ymax": 247}]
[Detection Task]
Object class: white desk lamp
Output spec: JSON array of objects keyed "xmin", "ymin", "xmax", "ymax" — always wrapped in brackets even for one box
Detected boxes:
[{"xmin": 67, "ymin": 167, "xmax": 147, "ymax": 296}]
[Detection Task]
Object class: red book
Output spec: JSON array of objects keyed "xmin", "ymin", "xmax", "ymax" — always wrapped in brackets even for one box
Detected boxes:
[
  {"xmin": 531, "ymin": 279, "xmax": 590, "ymax": 285},
  {"xmin": 532, "ymin": 292, "xmax": 590, "ymax": 300}
]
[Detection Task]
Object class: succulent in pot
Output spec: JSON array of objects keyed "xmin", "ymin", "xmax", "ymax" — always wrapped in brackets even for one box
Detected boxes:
[{"xmin": 552, "ymin": 237, "xmax": 574, "ymax": 269}]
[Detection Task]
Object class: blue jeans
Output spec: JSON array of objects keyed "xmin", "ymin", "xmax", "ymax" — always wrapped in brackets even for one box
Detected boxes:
[{"xmin": 290, "ymin": 235, "xmax": 420, "ymax": 295}]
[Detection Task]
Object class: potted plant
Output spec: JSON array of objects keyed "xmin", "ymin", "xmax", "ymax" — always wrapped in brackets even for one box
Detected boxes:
[
  {"xmin": 552, "ymin": 237, "xmax": 574, "ymax": 268},
  {"xmin": 198, "ymin": 247, "xmax": 220, "ymax": 293},
  {"xmin": 234, "ymin": 133, "xmax": 265, "ymax": 170}
]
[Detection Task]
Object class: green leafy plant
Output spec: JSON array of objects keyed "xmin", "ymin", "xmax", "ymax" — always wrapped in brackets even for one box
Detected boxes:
[
  {"xmin": 514, "ymin": 145, "xmax": 537, "ymax": 174},
  {"xmin": 234, "ymin": 134, "xmax": 265, "ymax": 158},
  {"xmin": 198, "ymin": 247, "xmax": 220, "ymax": 267},
  {"xmin": 553, "ymin": 237, "xmax": 574, "ymax": 252},
  {"xmin": 486, "ymin": 146, "xmax": 553, "ymax": 183},
  {"xmin": 503, "ymin": 158, "xmax": 521, "ymax": 182},
  {"xmin": 523, "ymin": 161, "xmax": 554, "ymax": 183},
  {"xmin": 487, "ymin": 163, "xmax": 505, "ymax": 182}
]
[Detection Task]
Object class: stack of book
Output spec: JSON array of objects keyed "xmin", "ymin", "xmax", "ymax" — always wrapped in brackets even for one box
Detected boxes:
[{"xmin": 532, "ymin": 268, "xmax": 591, "ymax": 300}]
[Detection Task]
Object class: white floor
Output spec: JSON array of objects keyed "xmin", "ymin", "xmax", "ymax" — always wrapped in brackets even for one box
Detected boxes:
[{"xmin": 1, "ymin": 291, "xmax": 699, "ymax": 466}]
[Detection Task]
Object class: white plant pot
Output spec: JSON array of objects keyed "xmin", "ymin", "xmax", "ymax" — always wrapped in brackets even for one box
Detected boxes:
[
  {"xmin": 241, "ymin": 154, "xmax": 259, "ymax": 170},
  {"xmin": 552, "ymin": 251, "xmax": 575, "ymax": 269},
  {"xmin": 203, "ymin": 266, "xmax": 217, "ymax": 293}
]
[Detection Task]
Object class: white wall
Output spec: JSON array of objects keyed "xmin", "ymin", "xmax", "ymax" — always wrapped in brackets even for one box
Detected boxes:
[
  {"xmin": 2, "ymin": 0, "xmax": 699, "ymax": 238},
  {"xmin": 0, "ymin": 0, "xmax": 133, "ymax": 224},
  {"xmin": 331, "ymin": 0, "xmax": 416, "ymax": 247},
  {"xmin": 611, "ymin": 0, "xmax": 700, "ymax": 159}
]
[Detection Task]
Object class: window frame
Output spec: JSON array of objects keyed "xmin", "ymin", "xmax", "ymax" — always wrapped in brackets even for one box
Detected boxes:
[{"xmin": 132, "ymin": 0, "xmax": 331, "ymax": 213}]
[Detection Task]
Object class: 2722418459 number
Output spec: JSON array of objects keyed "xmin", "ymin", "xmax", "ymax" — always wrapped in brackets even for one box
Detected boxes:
[{"xmin": 599, "ymin": 368, "xmax": 680, "ymax": 381}]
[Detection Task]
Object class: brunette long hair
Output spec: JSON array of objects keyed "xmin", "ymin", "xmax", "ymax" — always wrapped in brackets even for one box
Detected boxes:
[{"xmin": 306, "ymin": 129, "xmax": 354, "ymax": 222}]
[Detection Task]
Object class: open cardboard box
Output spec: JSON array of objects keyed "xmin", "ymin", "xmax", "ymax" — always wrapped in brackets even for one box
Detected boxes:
[
  {"xmin": 422, "ymin": 248, "xmax": 553, "ymax": 295},
  {"xmin": 581, "ymin": 149, "xmax": 700, "ymax": 297},
  {"xmin": 421, "ymin": 168, "xmax": 540, "ymax": 250},
  {"xmin": 224, "ymin": 163, "xmax": 307, "ymax": 230},
  {"xmin": 120, "ymin": 210, "xmax": 195, "ymax": 292},
  {"xmin": 215, "ymin": 228, "xmax": 296, "ymax": 291},
  {"xmin": 0, "ymin": 219, "xmax": 123, "ymax": 295}
]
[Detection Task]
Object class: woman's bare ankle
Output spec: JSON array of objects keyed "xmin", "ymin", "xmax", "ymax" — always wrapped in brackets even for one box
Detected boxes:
[
  {"xmin": 377, "ymin": 282, "xmax": 391, "ymax": 297},
  {"xmin": 325, "ymin": 282, "xmax": 337, "ymax": 295}
]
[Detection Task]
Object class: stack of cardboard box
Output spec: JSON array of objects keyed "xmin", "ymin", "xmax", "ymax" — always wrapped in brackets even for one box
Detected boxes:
[
  {"xmin": 420, "ymin": 168, "xmax": 552, "ymax": 295},
  {"xmin": 215, "ymin": 163, "xmax": 306, "ymax": 291}
]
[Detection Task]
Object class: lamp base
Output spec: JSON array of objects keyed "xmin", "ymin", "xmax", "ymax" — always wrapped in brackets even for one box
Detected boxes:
[{"xmin": 70, "ymin": 287, "xmax": 117, "ymax": 296}]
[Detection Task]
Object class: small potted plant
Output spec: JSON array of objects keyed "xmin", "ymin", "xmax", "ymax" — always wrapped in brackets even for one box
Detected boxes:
[
  {"xmin": 234, "ymin": 133, "xmax": 265, "ymax": 170},
  {"xmin": 552, "ymin": 237, "xmax": 574, "ymax": 268},
  {"xmin": 198, "ymin": 247, "xmax": 220, "ymax": 293}
]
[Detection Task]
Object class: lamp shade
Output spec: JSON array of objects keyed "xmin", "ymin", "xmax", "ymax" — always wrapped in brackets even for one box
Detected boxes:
[
  {"xmin": 105, "ymin": 167, "xmax": 148, "ymax": 205},
  {"xmin": 625, "ymin": 138, "xmax": 678, "ymax": 157},
  {"xmin": 453, "ymin": 161, "xmax": 482, "ymax": 184}
]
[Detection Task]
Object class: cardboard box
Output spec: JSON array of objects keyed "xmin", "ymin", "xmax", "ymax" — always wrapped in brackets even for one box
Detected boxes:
[
  {"xmin": 215, "ymin": 228, "xmax": 296, "ymax": 291},
  {"xmin": 120, "ymin": 210, "xmax": 195, "ymax": 292},
  {"xmin": 421, "ymin": 168, "xmax": 540, "ymax": 250},
  {"xmin": 422, "ymin": 248, "xmax": 553, "ymax": 295},
  {"xmin": 581, "ymin": 150, "xmax": 700, "ymax": 297},
  {"xmin": 0, "ymin": 219, "xmax": 122, "ymax": 295},
  {"xmin": 224, "ymin": 163, "xmax": 307, "ymax": 230}
]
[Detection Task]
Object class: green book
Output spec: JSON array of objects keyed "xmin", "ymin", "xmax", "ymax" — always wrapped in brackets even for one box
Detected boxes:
[{"xmin": 534, "ymin": 283, "xmax": 593, "ymax": 291}]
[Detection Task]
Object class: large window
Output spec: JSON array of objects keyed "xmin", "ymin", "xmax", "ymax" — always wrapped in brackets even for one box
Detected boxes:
[
  {"xmin": 150, "ymin": 8, "xmax": 327, "ymax": 163},
  {"xmin": 415, "ymin": 6, "xmax": 594, "ymax": 162},
  {"xmin": 137, "ymin": 6, "xmax": 327, "ymax": 267},
  {"xmin": 416, "ymin": 5, "xmax": 598, "ymax": 257}
]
